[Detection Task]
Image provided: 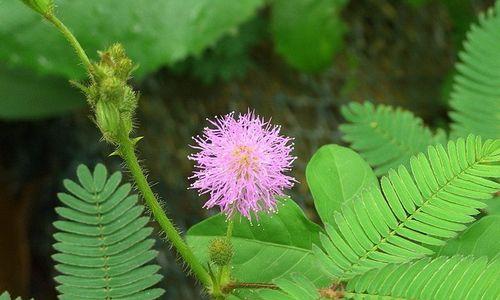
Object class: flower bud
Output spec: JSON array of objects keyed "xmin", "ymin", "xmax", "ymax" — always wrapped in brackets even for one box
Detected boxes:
[
  {"xmin": 107, "ymin": 43, "xmax": 127, "ymax": 62},
  {"xmin": 208, "ymin": 238, "xmax": 233, "ymax": 266},
  {"xmin": 95, "ymin": 101, "xmax": 121, "ymax": 142},
  {"xmin": 100, "ymin": 77, "xmax": 124, "ymax": 102},
  {"xmin": 21, "ymin": 0, "xmax": 53, "ymax": 15},
  {"xmin": 116, "ymin": 58, "xmax": 134, "ymax": 80}
]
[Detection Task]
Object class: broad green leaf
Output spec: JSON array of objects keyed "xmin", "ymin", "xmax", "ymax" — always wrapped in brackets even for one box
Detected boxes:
[
  {"xmin": 0, "ymin": 65, "xmax": 85, "ymax": 119},
  {"xmin": 306, "ymin": 144, "xmax": 378, "ymax": 225},
  {"xmin": 186, "ymin": 199, "xmax": 329, "ymax": 286},
  {"xmin": 1, "ymin": 0, "xmax": 263, "ymax": 79},
  {"xmin": 484, "ymin": 196, "xmax": 500, "ymax": 216},
  {"xmin": 271, "ymin": 0, "xmax": 347, "ymax": 72},
  {"xmin": 170, "ymin": 17, "xmax": 264, "ymax": 84},
  {"xmin": 436, "ymin": 215, "xmax": 500, "ymax": 259}
]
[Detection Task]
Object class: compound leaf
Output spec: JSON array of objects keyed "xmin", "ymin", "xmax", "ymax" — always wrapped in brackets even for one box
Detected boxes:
[
  {"xmin": 449, "ymin": 2, "xmax": 500, "ymax": 140},
  {"xmin": 315, "ymin": 135, "xmax": 500, "ymax": 280},
  {"xmin": 53, "ymin": 164, "xmax": 164, "ymax": 299},
  {"xmin": 340, "ymin": 102, "xmax": 446, "ymax": 176}
]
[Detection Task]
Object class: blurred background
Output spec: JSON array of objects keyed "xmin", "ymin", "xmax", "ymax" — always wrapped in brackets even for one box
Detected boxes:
[{"xmin": 0, "ymin": 0, "xmax": 495, "ymax": 298}]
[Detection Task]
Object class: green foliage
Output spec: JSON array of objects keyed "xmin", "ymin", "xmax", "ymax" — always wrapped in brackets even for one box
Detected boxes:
[
  {"xmin": 335, "ymin": 5, "xmax": 500, "ymax": 284},
  {"xmin": 406, "ymin": 0, "xmax": 476, "ymax": 44},
  {"xmin": 171, "ymin": 17, "xmax": 264, "ymax": 84},
  {"xmin": 405, "ymin": 0, "xmax": 429, "ymax": 6},
  {"xmin": 449, "ymin": 2, "xmax": 500, "ymax": 140},
  {"xmin": 441, "ymin": 0, "xmax": 477, "ymax": 44},
  {"xmin": 306, "ymin": 144, "xmax": 378, "ymax": 225},
  {"xmin": 257, "ymin": 256, "xmax": 500, "ymax": 300},
  {"xmin": 0, "ymin": 64, "xmax": 84, "ymax": 119},
  {"xmin": 436, "ymin": 215, "xmax": 500, "ymax": 259},
  {"xmin": 271, "ymin": 0, "xmax": 347, "ymax": 72},
  {"xmin": 345, "ymin": 256, "xmax": 500, "ymax": 299},
  {"xmin": 21, "ymin": 0, "xmax": 53, "ymax": 15},
  {"xmin": 1, "ymin": 0, "xmax": 263, "ymax": 80},
  {"xmin": 256, "ymin": 274, "xmax": 322, "ymax": 300},
  {"xmin": 314, "ymin": 136, "xmax": 500, "ymax": 280},
  {"xmin": 252, "ymin": 256, "xmax": 500, "ymax": 299},
  {"xmin": 0, "ymin": 292, "xmax": 25, "ymax": 300},
  {"xmin": 484, "ymin": 196, "xmax": 500, "ymax": 215},
  {"xmin": 0, "ymin": 0, "xmax": 263, "ymax": 119},
  {"xmin": 52, "ymin": 164, "xmax": 164, "ymax": 299},
  {"xmin": 340, "ymin": 102, "xmax": 447, "ymax": 176},
  {"xmin": 186, "ymin": 199, "xmax": 330, "ymax": 287}
]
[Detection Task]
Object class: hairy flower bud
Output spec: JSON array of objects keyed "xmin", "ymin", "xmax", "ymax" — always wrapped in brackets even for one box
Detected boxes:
[
  {"xmin": 100, "ymin": 77, "xmax": 124, "ymax": 102},
  {"xmin": 116, "ymin": 59, "xmax": 134, "ymax": 80},
  {"xmin": 75, "ymin": 43, "xmax": 139, "ymax": 144},
  {"xmin": 21, "ymin": 0, "xmax": 53, "ymax": 15},
  {"xmin": 95, "ymin": 101, "xmax": 121, "ymax": 142},
  {"xmin": 107, "ymin": 43, "xmax": 127, "ymax": 62},
  {"xmin": 208, "ymin": 238, "xmax": 233, "ymax": 266}
]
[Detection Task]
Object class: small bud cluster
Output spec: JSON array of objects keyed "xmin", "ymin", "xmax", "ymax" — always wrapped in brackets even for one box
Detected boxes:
[
  {"xmin": 82, "ymin": 44, "xmax": 138, "ymax": 143},
  {"xmin": 208, "ymin": 238, "xmax": 233, "ymax": 267}
]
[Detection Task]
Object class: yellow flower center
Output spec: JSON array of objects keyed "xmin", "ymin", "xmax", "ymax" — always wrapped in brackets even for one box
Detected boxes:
[{"xmin": 232, "ymin": 145, "xmax": 258, "ymax": 178}]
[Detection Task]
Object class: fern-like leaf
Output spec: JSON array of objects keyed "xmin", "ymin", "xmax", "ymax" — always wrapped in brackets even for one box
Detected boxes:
[
  {"xmin": 255, "ymin": 255, "xmax": 500, "ymax": 300},
  {"xmin": 449, "ymin": 2, "xmax": 500, "ymax": 140},
  {"xmin": 315, "ymin": 135, "xmax": 500, "ymax": 280},
  {"xmin": 345, "ymin": 255, "xmax": 500, "ymax": 299},
  {"xmin": 0, "ymin": 292, "xmax": 27, "ymax": 300},
  {"xmin": 52, "ymin": 164, "xmax": 165, "ymax": 300},
  {"xmin": 255, "ymin": 274, "xmax": 322, "ymax": 300},
  {"xmin": 340, "ymin": 102, "xmax": 446, "ymax": 176}
]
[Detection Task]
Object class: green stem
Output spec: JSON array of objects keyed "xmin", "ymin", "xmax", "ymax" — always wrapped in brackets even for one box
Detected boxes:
[
  {"xmin": 40, "ymin": 6, "xmax": 211, "ymax": 291},
  {"xmin": 222, "ymin": 282, "xmax": 279, "ymax": 293},
  {"xmin": 221, "ymin": 219, "xmax": 233, "ymax": 281},
  {"xmin": 217, "ymin": 265, "xmax": 224, "ymax": 292},
  {"xmin": 118, "ymin": 134, "xmax": 212, "ymax": 288},
  {"xmin": 44, "ymin": 13, "xmax": 93, "ymax": 75},
  {"xmin": 211, "ymin": 219, "xmax": 234, "ymax": 299},
  {"xmin": 226, "ymin": 219, "xmax": 234, "ymax": 239}
]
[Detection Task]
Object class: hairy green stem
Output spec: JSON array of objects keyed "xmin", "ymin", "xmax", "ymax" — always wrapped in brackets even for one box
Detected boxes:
[
  {"xmin": 44, "ymin": 14, "xmax": 93, "ymax": 74},
  {"xmin": 118, "ymin": 135, "xmax": 212, "ymax": 288},
  {"xmin": 36, "ymin": 5, "xmax": 212, "ymax": 291},
  {"xmin": 222, "ymin": 282, "xmax": 279, "ymax": 293},
  {"xmin": 220, "ymin": 219, "xmax": 233, "ymax": 283},
  {"xmin": 226, "ymin": 219, "xmax": 234, "ymax": 239}
]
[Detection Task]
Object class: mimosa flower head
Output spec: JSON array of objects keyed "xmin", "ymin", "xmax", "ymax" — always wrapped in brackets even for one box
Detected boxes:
[{"xmin": 189, "ymin": 110, "xmax": 296, "ymax": 219}]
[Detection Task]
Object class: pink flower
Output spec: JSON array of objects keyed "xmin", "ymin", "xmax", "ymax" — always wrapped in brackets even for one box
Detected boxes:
[{"xmin": 189, "ymin": 111, "xmax": 296, "ymax": 219}]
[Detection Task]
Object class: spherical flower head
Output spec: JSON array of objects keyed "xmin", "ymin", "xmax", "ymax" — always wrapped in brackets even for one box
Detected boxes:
[{"xmin": 189, "ymin": 111, "xmax": 296, "ymax": 220}]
